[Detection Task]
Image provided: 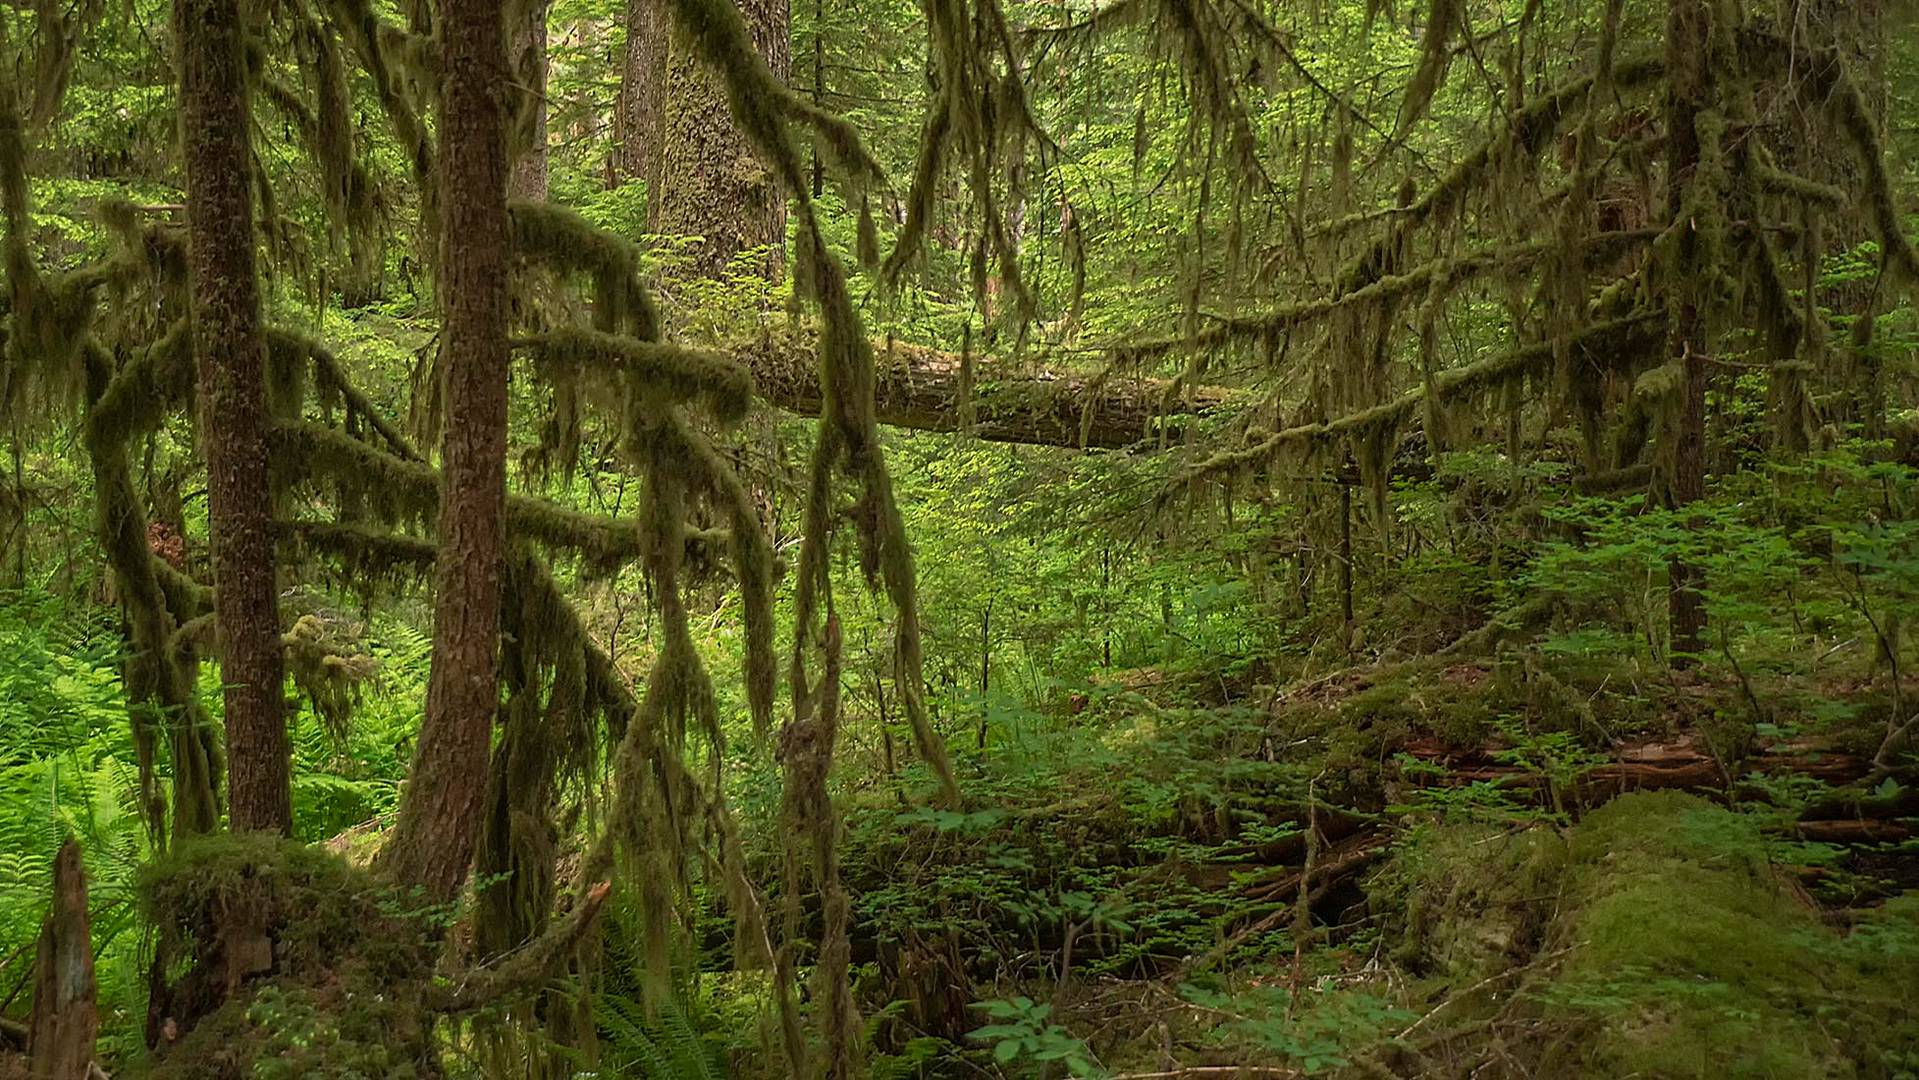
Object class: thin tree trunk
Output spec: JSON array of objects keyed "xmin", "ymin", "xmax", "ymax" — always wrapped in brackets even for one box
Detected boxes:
[
  {"xmin": 175, "ymin": 0, "xmax": 289, "ymax": 834},
  {"xmin": 1664, "ymin": 0, "xmax": 1711, "ymax": 666},
  {"xmin": 651, "ymin": 0, "xmax": 789, "ymax": 278},
  {"xmin": 381, "ymin": 0, "xmax": 513, "ymax": 899}
]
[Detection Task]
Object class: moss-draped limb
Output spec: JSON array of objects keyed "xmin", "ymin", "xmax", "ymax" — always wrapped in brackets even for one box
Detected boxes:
[
  {"xmin": 266, "ymin": 329, "xmax": 421, "ymax": 460},
  {"xmin": 1344, "ymin": 55, "xmax": 1665, "ymax": 290},
  {"xmin": 5, "ymin": 75, "xmax": 218, "ymax": 842},
  {"xmin": 658, "ymin": 0, "xmax": 959, "ymax": 807},
  {"xmin": 1117, "ymin": 229, "xmax": 1660, "ymax": 362},
  {"xmin": 82, "ymin": 342, "xmax": 222, "ymax": 841},
  {"xmin": 513, "ymin": 327, "xmax": 755, "ymax": 422},
  {"xmin": 271, "ymin": 420, "xmax": 655, "ymax": 569},
  {"xmin": 1172, "ymin": 313, "xmax": 1665, "ymax": 490}
]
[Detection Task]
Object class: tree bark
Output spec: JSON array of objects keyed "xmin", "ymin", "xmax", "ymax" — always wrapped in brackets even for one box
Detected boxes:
[
  {"xmin": 381, "ymin": 0, "xmax": 512, "ymax": 899},
  {"xmin": 731, "ymin": 333, "xmax": 1234, "ymax": 450},
  {"xmin": 615, "ymin": 0, "xmax": 664, "ymax": 193},
  {"xmin": 29, "ymin": 840, "xmax": 96, "ymax": 1080},
  {"xmin": 509, "ymin": 0, "xmax": 550, "ymax": 202},
  {"xmin": 650, "ymin": 0, "xmax": 789, "ymax": 278},
  {"xmin": 174, "ymin": 0, "xmax": 290, "ymax": 834},
  {"xmin": 1663, "ymin": 0, "xmax": 1711, "ymax": 666}
]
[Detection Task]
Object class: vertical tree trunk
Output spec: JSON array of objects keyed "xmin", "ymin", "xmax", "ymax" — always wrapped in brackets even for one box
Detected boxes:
[
  {"xmin": 381, "ymin": 0, "xmax": 512, "ymax": 899},
  {"xmin": 29, "ymin": 840, "xmax": 96, "ymax": 1080},
  {"xmin": 651, "ymin": 0, "xmax": 789, "ymax": 278},
  {"xmin": 174, "ymin": 0, "xmax": 290, "ymax": 834},
  {"xmin": 510, "ymin": 0, "xmax": 550, "ymax": 201},
  {"xmin": 616, "ymin": 0, "xmax": 665, "ymax": 195},
  {"xmin": 1664, "ymin": 0, "xmax": 1711, "ymax": 665}
]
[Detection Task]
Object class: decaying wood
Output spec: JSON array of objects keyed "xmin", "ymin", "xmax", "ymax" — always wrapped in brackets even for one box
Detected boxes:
[
  {"xmin": 732, "ymin": 332, "xmax": 1238, "ymax": 450},
  {"xmin": 1398, "ymin": 732, "xmax": 1910, "ymax": 838},
  {"xmin": 29, "ymin": 839, "xmax": 97, "ymax": 1080},
  {"xmin": 1398, "ymin": 732, "xmax": 1874, "ymax": 800}
]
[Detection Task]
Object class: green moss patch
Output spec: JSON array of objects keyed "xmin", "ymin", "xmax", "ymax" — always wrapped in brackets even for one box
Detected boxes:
[{"xmin": 1381, "ymin": 793, "xmax": 1919, "ymax": 1077}]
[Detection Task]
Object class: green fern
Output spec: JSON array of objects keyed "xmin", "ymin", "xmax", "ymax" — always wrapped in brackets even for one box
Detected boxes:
[{"xmin": 594, "ymin": 989, "xmax": 728, "ymax": 1080}]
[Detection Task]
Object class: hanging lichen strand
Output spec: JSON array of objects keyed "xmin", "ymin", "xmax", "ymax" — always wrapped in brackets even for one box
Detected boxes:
[
  {"xmin": 1130, "ymin": 0, "xmax": 1919, "ymax": 592},
  {"xmin": 1, "ymin": 38, "xmax": 227, "ymax": 846}
]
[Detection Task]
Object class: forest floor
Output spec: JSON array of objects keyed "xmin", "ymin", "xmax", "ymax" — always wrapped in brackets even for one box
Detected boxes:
[{"xmin": 838, "ymin": 650, "xmax": 1919, "ymax": 1078}]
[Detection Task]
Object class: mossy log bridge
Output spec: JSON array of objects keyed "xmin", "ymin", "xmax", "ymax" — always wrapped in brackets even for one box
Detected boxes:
[{"xmin": 731, "ymin": 332, "xmax": 1238, "ymax": 450}]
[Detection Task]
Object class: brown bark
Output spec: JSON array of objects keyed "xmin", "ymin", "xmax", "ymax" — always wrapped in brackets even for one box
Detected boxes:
[
  {"xmin": 732, "ymin": 333, "xmax": 1235, "ymax": 450},
  {"xmin": 650, "ymin": 0, "xmax": 789, "ymax": 278},
  {"xmin": 29, "ymin": 840, "xmax": 96, "ymax": 1080},
  {"xmin": 175, "ymin": 0, "xmax": 290, "ymax": 834},
  {"xmin": 509, "ymin": 0, "xmax": 550, "ymax": 201},
  {"xmin": 1663, "ymin": 0, "xmax": 1711, "ymax": 666},
  {"xmin": 380, "ymin": 0, "xmax": 512, "ymax": 899},
  {"xmin": 616, "ymin": 0, "xmax": 664, "ymax": 193}
]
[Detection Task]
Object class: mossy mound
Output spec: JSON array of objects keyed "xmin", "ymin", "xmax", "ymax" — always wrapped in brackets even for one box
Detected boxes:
[
  {"xmin": 137, "ymin": 832, "xmax": 438, "ymax": 1079},
  {"xmin": 1380, "ymin": 792, "xmax": 1919, "ymax": 1078}
]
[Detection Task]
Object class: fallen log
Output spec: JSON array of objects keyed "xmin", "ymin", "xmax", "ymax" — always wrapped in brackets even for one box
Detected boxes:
[
  {"xmin": 730, "ymin": 332, "xmax": 1241, "ymax": 450},
  {"xmin": 1397, "ymin": 732, "xmax": 1913, "ymax": 839}
]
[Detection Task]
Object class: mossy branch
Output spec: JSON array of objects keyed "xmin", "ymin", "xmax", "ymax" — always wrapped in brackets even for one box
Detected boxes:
[
  {"xmin": 1118, "ymin": 229, "xmax": 1659, "ymax": 361},
  {"xmin": 513, "ymin": 327, "xmax": 755, "ymax": 423},
  {"xmin": 1174, "ymin": 313, "xmax": 1664, "ymax": 486}
]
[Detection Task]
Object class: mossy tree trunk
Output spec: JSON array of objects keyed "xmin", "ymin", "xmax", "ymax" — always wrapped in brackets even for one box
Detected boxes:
[
  {"xmin": 649, "ymin": 0, "xmax": 789, "ymax": 279},
  {"xmin": 1662, "ymin": 0, "xmax": 1714, "ymax": 667},
  {"xmin": 174, "ymin": 0, "xmax": 290, "ymax": 834},
  {"xmin": 381, "ymin": 0, "xmax": 512, "ymax": 899}
]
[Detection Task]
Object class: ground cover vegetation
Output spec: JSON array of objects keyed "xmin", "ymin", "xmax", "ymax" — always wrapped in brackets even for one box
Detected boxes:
[{"xmin": 0, "ymin": 0, "xmax": 1917, "ymax": 1075}]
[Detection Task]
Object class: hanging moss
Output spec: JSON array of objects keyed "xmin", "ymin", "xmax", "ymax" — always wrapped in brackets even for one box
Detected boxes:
[
  {"xmin": 509, "ymin": 201, "xmax": 659, "ymax": 341},
  {"xmin": 1395, "ymin": 0, "xmax": 1460, "ymax": 136},
  {"xmin": 1173, "ymin": 313, "xmax": 1663, "ymax": 491},
  {"xmin": 514, "ymin": 326, "xmax": 754, "ymax": 421},
  {"xmin": 1119, "ymin": 229, "xmax": 1658, "ymax": 362}
]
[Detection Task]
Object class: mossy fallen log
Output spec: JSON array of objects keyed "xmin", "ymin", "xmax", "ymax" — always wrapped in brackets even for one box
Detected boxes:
[
  {"xmin": 1374, "ymin": 792, "xmax": 1919, "ymax": 1077},
  {"xmin": 732, "ymin": 331, "xmax": 1239, "ymax": 450}
]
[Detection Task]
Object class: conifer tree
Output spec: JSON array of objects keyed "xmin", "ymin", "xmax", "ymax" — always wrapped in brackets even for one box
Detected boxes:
[
  {"xmin": 174, "ymin": 0, "xmax": 290, "ymax": 834},
  {"xmin": 379, "ymin": 0, "xmax": 513, "ymax": 897}
]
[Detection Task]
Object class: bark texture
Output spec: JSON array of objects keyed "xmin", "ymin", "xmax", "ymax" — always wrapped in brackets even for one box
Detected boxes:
[
  {"xmin": 28, "ymin": 840, "xmax": 96, "ymax": 1080},
  {"xmin": 382, "ymin": 0, "xmax": 513, "ymax": 899},
  {"xmin": 175, "ymin": 0, "xmax": 290, "ymax": 834},
  {"xmin": 733, "ymin": 332, "xmax": 1234, "ymax": 450},
  {"xmin": 509, "ymin": 0, "xmax": 550, "ymax": 201},
  {"xmin": 616, "ymin": 0, "xmax": 665, "ymax": 191},
  {"xmin": 650, "ymin": 0, "xmax": 789, "ymax": 278},
  {"xmin": 1663, "ymin": 0, "xmax": 1712, "ymax": 664}
]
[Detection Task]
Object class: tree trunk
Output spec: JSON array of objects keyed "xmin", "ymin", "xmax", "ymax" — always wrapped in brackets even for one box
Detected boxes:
[
  {"xmin": 615, "ymin": 0, "xmax": 664, "ymax": 194},
  {"xmin": 381, "ymin": 0, "xmax": 512, "ymax": 899},
  {"xmin": 175, "ymin": 0, "xmax": 290, "ymax": 834},
  {"xmin": 1663, "ymin": 0, "xmax": 1711, "ymax": 666},
  {"xmin": 29, "ymin": 839, "xmax": 96, "ymax": 1080},
  {"xmin": 510, "ymin": 0, "xmax": 550, "ymax": 201},
  {"xmin": 650, "ymin": 0, "xmax": 789, "ymax": 278}
]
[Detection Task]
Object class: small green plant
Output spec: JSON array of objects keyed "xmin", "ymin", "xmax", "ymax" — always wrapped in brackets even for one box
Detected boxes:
[
  {"xmin": 1494, "ymin": 718, "xmax": 1610, "ymax": 820},
  {"xmin": 969, "ymin": 996, "xmax": 1106, "ymax": 1077},
  {"xmin": 1176, "ymin": 980, "xmax": 1413, "ymax": 1074}
]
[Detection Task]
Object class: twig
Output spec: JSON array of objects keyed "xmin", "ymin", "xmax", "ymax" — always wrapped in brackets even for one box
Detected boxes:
[{"xmin": 1393, "ymin": 945, "xmax": 1577, "ymax": 1044}]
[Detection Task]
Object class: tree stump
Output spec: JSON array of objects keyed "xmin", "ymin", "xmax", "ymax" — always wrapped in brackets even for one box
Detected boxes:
[{"xmin": 29, "ymin": 839, "xmax": 96, "ymax": 1080}]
